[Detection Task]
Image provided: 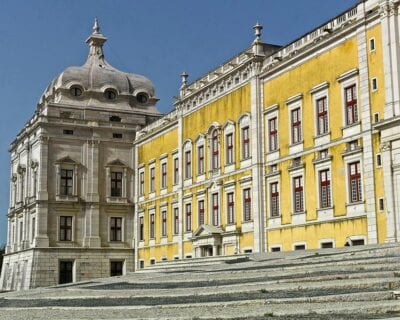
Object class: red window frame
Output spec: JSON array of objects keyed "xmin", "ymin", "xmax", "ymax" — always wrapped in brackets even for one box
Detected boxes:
[
  {"xmin": 198, "ymin": 145, "xmax": 205, "ymax": 174},
  {"xmin": 226, "ymin": 133, "xmax": 234, "ymax": 164},
  {"xmin": 211, "ymin": 130, "xmax": 219, "ymax": 169},
  {"xmin": 185, "ymin": 203, "xmax": 192, "ymax": 232},
  {"xmin": 173, "ymin": 208, "xmax": 179, "ymax": 235},
  {"xmin": 293, "ymin": 176, "xmax": 304, "ymax": 213},
  {"xmin": 173, "ymin": 158, "xmax": 179, "ymax": 185},
  {"xmin": 291, "ymin": 108, "xmax": 302, "ymax": 144},
  {"xmin": 268, "ymin": 117, "xmax": 278, "ymax": 152},
  {"xmin": 242, "ymin": 126, "xmax": 250, "ymax": 159},
  {"xmin": 243, "ymin": 188, "xmax": 251, "ymax": 221},
  {"xmin": 161, "ymin": 163, "xmax": 167, "ymax": 189},
  {"xmin": 149, "ymin": 214, "xmax": 155, "ymax": 239},
  {"xmin": 198, "ymin": 200, "xmax": 205, "ymax": 226},
  {"xmin": 185, "ymin": 150, "xmax": 192, "ymax": 179},
  {"xmin": 227, "ymin": 192, "xmax": 235, "ymax": 224},
  {"xmin": 349, "ymin": 161, "xmax": 362, "ymax": 203},
  {"xmin": 345, "ymin": 84, "xmax": 358, "ymax": 125},
  {"xmin": 270, "ymin": 182, "xmax": 279, "ymax": 217},
  {"xmin": 150, "ymin": 167, "xmax": 155, "ymax": 192},
  {"xmin": 212, "ymin": 193, "xmax": 219, "ymax": 226},
  {"xmin": 319, "ymin": 169, "xmax": 331, "ymax": 208},
  {"xmin": 161, "ymin": 210, "xmax": 167, "ymax": 237},
  {"xmin": 316, "ymin": 97, "xmax": 328, "ymax": 135}
]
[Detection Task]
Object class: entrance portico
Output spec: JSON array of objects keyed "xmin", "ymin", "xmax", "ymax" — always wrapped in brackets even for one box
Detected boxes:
[{"xmin": 192, "ymin": 225, "xmax": 223, "ymax": 257}]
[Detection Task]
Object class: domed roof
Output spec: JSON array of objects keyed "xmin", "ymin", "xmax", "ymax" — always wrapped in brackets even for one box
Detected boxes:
[{"xmin": 41, "ymin": 19, "xmax": 157, "ymax": 110}]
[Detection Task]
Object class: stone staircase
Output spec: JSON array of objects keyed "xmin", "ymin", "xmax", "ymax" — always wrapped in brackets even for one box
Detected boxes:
[{"xmin": 0, "ymin": 243, "xmax": 400, "ymax": 319}]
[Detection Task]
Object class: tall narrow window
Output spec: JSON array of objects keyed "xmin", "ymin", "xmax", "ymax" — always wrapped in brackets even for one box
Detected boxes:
[
  {"xmin": 316, "ymin": 97, "xmax": 328, "ymax": 135},
  {"xmin": 174, "ymin": 208, "xmax": 179, "ymax": 235},
  {"xmin": 139, "ymin": 171, "xmax": 145, "ymax": 196},
  {"xmin": 31, "ymin": 217, "xmax": 36, "ymax": 241},
  {"xmin": 319, "ymin": 169, "xmax": 331, "ymax": 208},
  {"xmin": 268, "ymin": 117, "xmax": 278, "ymax": 152},
  {"xmin": 161, "ymin": 163, "xmax": 167, "ymax": 189},
  {"xmin": 198, "ymin": 200, "xmax": 205, "ymax": 226},
  {"xmin": 59, "ymin": 216, "xmax": 72, "ymax": 241},
  {"xmin": 110, "ymin": 217, "xmax": 122, "ymax": 241},
  {"xmin": 150, "ymin": 167, "xmax": 155, "ymax": 193},
  {"xmin": 293, "ymin": 176, "xmax": 304, "ymax": 213},
  {"xmin": 139, "ymin": 216, "xmax": 144, "ymax": 241},
  {"xmin": 291, "ymin": 108, "xmax": 302, "ymax": 144},
  {"xmin": 19, "ymin": 221, "xmax": 23, "ymax": 242},
  {"xmin": 185, "ymin": 150, "xmax": 192, "ymax": 179},
  {"xmin": 226, "ymin": 133, "xmax": 234, "ymax": 164},
  {"xmin": 161, "ymin": 210, "xmax": 167, "ymax": 237},
  {"xmin": 110, "ymin": 172, "xmax": 122, "ymax": 197},
  {"xmin": 345, "ymin": 84, "xmax": 358, "ymax": 125},
  {"xmin": 212, "ymin": 193, "xmax": 219, "ymax": 226},
  {"xmin": 227, "ymin": 192, "xmax": 235, "ymax": 224},
  {"xmin": 243, "ymin": 188, "xmax": 251, "ymax": 221},
  {"xmin": 173, "ymin": 158, "xmax": 179, "ymax": 185},
  {"xmin": 185, "ymin": 203, "xmax": 192, "ymax": 232},
  {"xmin": 60, "ymin": 169, "xmax": 73, "ymax": 196},
  {"xmin": 242, "ymin": 126, "xmax": 250, "ymax": 159},
  {"xmin": 270, "ymin": 182, "xmax": 279, "ymax": 217},
  {"xmin": 211, "ymin": 130, "xmax": 219, "ymax": 169},
  {"xmin": 349, "ymin": 161, "xmax": 362, "ymax": 203},
  {"xmin": 149, "ymin": 214, "xmax": 155, "ymax": 239},
  {"xmin": 198, "ymin": 145, "xmax": 205, "ymax": 175}
]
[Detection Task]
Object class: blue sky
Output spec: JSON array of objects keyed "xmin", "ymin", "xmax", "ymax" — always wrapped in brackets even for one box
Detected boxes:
[{"xmin": 0, "ymin": 0, "xmax": 357, "ymax": 245}]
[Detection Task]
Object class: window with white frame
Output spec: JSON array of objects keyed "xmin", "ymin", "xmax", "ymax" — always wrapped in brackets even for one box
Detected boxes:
[
  {"xmin": 149, "ymin": 167, "xmax": 155, "ymax": 193},
  {"xmin": 59, "ymin": 216, "xmax": 72, "ymax": 241},
  {"xmin": 161, "ymin": 162, "xmax": 167, "ymax": 189},
  {"xmin": 110, "ymin": 171, "xmax": 122, "ymax": 197},
  {"xmin": 243, "ymin": 188, "xmax": 251, "ymax": 221},
  {"xmin": 268, "ymin": 117, "xmax": 278, "ymax": 152},
  {"xmin": 227, "ymin": 192, "xmax": 235, "ymax": 224},
  {"xmin": 225, "ymin": 133, "xmax": 234, "ymax": 164},
  {"xmin": 197, "ymin": 145, "xmax": 205, "ymax": 175},
  {"xmin": 161, "ymin": 210, "xmax": 167, "ymax": 237},
  {"xmin": 293, "ymin": 176, "xmax": 304, "ymax": 213},
  {"xmin": 348, "ymin": 161, "xmax": 362, "ymax": 203},
  {"xmin": 139, "ymin": 216, "xmax": 144, "ymax": 241},
  {"xmin": 316, "ymin": 97, "xmax": 329, "ymax": 135},
  {"xmin": 211, "ymin": 130, "xmax": 219, "ymax": 169},
  {"xmin": 198, "ymin": 200, "xmax": 205, "ymax": 226},
  {"xmin": 319, "ymin": 169, "xmax": 331, "ymax": 208},
  {"xmin": 173, "ymin": 207, "xmax": 179, "ymax": 234},
  {"xmin": 185, "ymin": 203, "xmax": 192, "ymax": 232},
  {"xmin": 110, "ymin": 217, "xmax": 122, "ymax": 241},
  {"xmin": 345, "ymin": 84, "xmax": 358, "ymax": 125},
  {"xmin": 185, "ymin": 150, "xmax": 192, "ymax": 179},
  {"xmin": 149, "ymin": 213, "xmax": 155, "ymax": 239},
  {"xmin": 60, "ymin": 169, "xmax": 73, "ymax": 196},
  {"xmin": 173, "ymin": 157, "xmax": 179, "ymax": 185},
  {"xmin": 212, "ymin": 193, "xmax": 219, "ymax": 226},
  {"xmin": 139, "ymin": 171, "xmax": 145, "ymax": 196},
  {"xmin": 270, "ymin": 182, "xmax": 279, "ymax": 217},
  {"xmin": 291, "ymin": 108, "xmax": 302, "ymax": 144},
  {"xmin": 241, "ymin": 126, "xmax": 250, "ymax": 160}
]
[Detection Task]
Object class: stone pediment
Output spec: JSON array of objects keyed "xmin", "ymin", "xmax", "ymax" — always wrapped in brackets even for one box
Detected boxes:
[
  {"xmin": 193, "ymin": 224, "xmax": 223, "ymax": 237},
  {"xmin": 55, "ymin": 156, "xmax": 79, "ymax": 164},
  {"xmin": 106, "ymin": 159, "xmax": 127, "ymax": 167}
]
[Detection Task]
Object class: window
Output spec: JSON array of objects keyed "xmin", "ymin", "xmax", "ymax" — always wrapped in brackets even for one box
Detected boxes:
[
  {"xmin": 136, "ymin": 92, "xmax": 149, "ymax": 104},
  {"xmin": 291, "ymin": 108, "xmax": 302, "ymax": 144},
  {"xmin": 319, "ymin": 170, "xmax": 331, "ymax": 208},
  {"xmin": 319, "ymin": 149, "xmax": 328, "ymax": 159},
  {"xmin": 109, "ymin": 115, "xmax": 121, "ymax": 122},
  {"xmin": 321, "ymin": 242, "xmax": 333, "ymax": 249},
  {"xmin": 105, "ymin": 89, "xmax": 117, "ymax": 100},
  {"xmin": 31, "ymin": 217, "xmax": 35, "ymax": 241},
  {"xmin": 19, "ymin": 221, "xmax": 23, "ymax": 242},
  {"xmin": 139, "ymin": 216, "xmax": 144, "ymax": 241},
  {"xmin": 371, "ymin": 78, "xmax": 378, "ymax": 91},
  {"xmin": 348, "ymin": 140, "xmax": 359, "ymax": 151},
  {"xmin": 369, "ymin": 38, "xmax": 375, "ymax": 51},
  {"xmin": 198, "ymin": 200, "xmax": 205, "ymax": 226},
  {"xmin": 70, "ymin": 86, "xmax": 82, "ymax": 97},
  {"xmin": 376, "ymin": 154, "xmax": 382, "ymax": 167},
  {"xmin": 185, "ymin": 203, "xmax": 192, "ymax": 232},
  {"xmin": 270, "ymin": 182, "xmax": 279, "ymax": 217},
  {"xmin": 379, "ymin": 198, "xmax": 385, "ymax": 211},
  {"xmin": 161, "ymin": 163, "xmax": 167, "ymax": 189},
  {"xmin": 268, "ymin": 117, "xmax": 278, "ymax": 152},
  {"xmin": 110, "ymin": 261, "xmax": 123, "ymax": 277},
  {"xmin": 211, "ymin": 130, "xmax": 219, "ymax": 169},
  {"xmin": 110, "ymin": 217, "xmax": 122, "ymax": 241},
  {"xmin": 271, "ymin": 247, "xmax": 281, "ymax": 252},
  {"xmin": 139, "ymin": 171, "xmax": 145, "ymax": 196},
  {"xmin": 112, "ymin": 133, "xmax": 122, "ymax": 139},
  {"xmin": 150, "ymin": 167, "xmax": 155, "ymax": 193},
  {"xmin": 348, "ymin": 161, "xmax": 362, "ymax": 203},
  {"xmin": 174, "ymin": 208, "xmax": 179, "ymax": 235},
  {"xmin": 294, "ymin": 244, "xmax": 306, "ymax": 251},
  {"xmin": 59, "ymin": 216, "xmax": 72, "ymax": 241},
  {"xmin": 198, "ymin": 145, "xmax": 205, "ymax": 174},
  {"xmin": 226, "ymin": 133, "xmax": 234, "ymax": 164},
  {"xmin": 293, "ymin": 176, "xmax": 304, "ymax": 213},
  {"xmin": 185, "ymin": 150, "xmax": 192, "ymax": 179},
  {"xmin": 110, "ymin": 172, "xmax": 122, "ymax": 197},
  {"xmin": 316, "ymin": 97, "xmax": 328, "ymax": 135},
  {"xmin": 345, "ymin": 84, "xmax": 358, "ymax": 125},
  {"xmin": 212, "ymin": 193, "xmax": 219, "ymax": 226},
  {"xmin": 374, "ymin": 112, "xmax": 380, "ymax": 123},
  {"xmin": 59, "ymin": 260, "xmax": 73, "ymax": 284},
  {"xmin": 241, "ymin": 126, "xmax": 250, "ymax": 159},
  {"xmin": 227, "ymin": 192, "xmax": 235, "ymax": 224},
  {"xmin": 63, "ymin": 129, "xmax": 74, "ymax": 135},
  {"xmin": 149, "ymin": 214, "xmax": 155, "ymax": 239},
  {"xmin": 60, "ymin": 169, "xmax": 73, "ymax": 196},
  {"xmin": 243, "ymin": 188, "xmax": 251, "ymax": 221},
  {"xmin": 173, "ymin": 158, "xmax": 179, "ymax": 185},
  {"xmin": 161, "ymin": 210, "xmax": 167, "ymax": 237}
]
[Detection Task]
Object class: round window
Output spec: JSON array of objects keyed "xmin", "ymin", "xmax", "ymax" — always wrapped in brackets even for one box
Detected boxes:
[
  {"xmin": 105, "ymin": 89, "xmax": 117, "ymax": 100},
  {"xmin": 136, "ymin": 92, "xmax": 149, "ymax": 104},
  {"xmin": 70, "ymin": 86, "xmax": 83, "ymax": 97}
]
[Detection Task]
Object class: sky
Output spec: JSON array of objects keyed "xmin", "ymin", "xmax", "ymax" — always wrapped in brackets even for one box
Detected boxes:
[{"xmin": 0, "ymin": 0, "xmax": 358, "ymax": 245}]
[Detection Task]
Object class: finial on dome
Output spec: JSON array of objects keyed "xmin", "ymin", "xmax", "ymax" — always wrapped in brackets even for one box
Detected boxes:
[
  {"xmin": 93, "ymin": 18, "xmax": 100, "ymax": 34},
  {"xmin": 253, "ymin": 22, "xmax": 263, "ymax": 43}
]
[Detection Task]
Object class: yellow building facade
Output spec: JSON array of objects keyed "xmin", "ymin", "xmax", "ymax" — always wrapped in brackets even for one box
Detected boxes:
[{"xmin": 134, "ymin": 0, "xmax": 400, "ymax": 267}]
